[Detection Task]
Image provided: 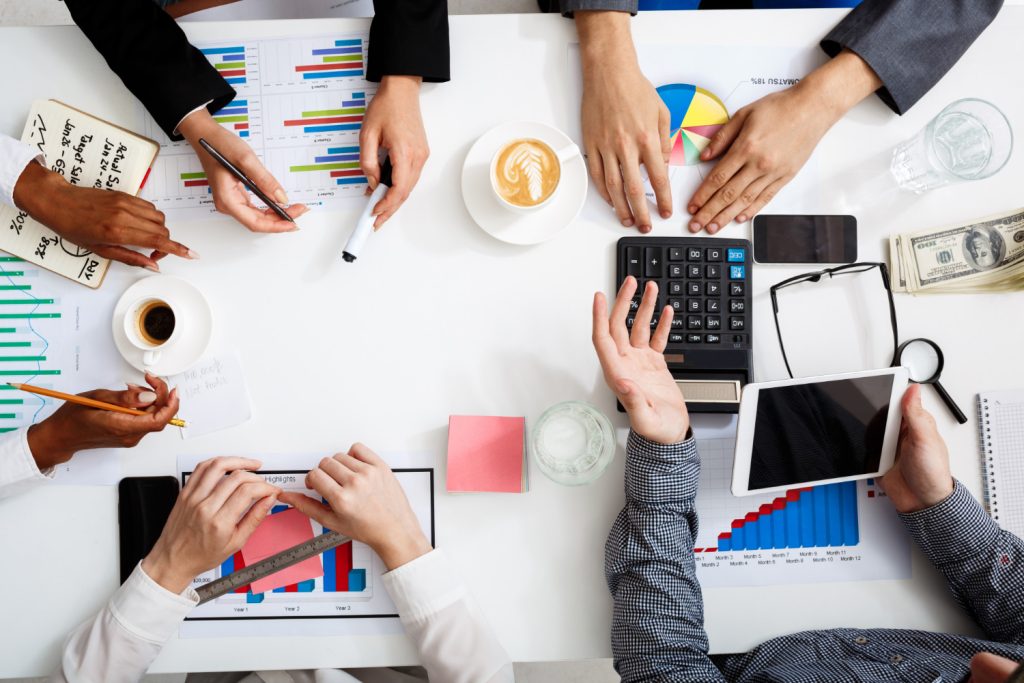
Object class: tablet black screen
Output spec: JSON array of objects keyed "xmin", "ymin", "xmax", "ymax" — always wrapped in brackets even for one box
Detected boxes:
[{"xmin": 748, "ymin": 375, "xmax": 894, "ymax": 491}]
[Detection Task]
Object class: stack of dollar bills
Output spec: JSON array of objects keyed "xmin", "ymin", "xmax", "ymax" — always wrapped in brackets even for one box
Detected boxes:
[{"xmin": 889, "ymin": 207, "xmax": 1024, "ymax": 293}]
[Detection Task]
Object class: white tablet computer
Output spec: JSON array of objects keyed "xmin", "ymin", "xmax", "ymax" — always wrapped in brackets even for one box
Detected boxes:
[{"xmin": 731, "ymin": 367, "xmax": 909, "ymax": 497}]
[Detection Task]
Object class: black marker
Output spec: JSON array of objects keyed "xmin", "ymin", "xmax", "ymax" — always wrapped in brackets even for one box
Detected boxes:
[{"xmin": 197, "ymin": 138, "xmax": 294, "ymax": 223}]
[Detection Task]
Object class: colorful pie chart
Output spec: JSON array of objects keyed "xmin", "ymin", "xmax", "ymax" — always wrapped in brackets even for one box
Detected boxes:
[{"xmin": 656, "ymin": 84, "xmax": 729, "ymax": 167}]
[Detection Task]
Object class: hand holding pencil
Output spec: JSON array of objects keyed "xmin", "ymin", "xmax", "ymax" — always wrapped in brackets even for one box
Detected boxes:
[{"xmin": 22, "ymin": 374, "xmax": 181, "ymax": 470}]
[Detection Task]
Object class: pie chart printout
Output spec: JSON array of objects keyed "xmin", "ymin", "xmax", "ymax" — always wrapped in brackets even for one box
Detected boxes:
[{"xmin": 656, "ymin": 84, "xmax": 730, "ymax": 166}]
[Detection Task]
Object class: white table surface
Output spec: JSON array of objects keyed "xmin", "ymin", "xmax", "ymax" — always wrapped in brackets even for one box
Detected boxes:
[{"xmin": 1, "ymin": 9, "xmax": 1023, "ymax": 678}]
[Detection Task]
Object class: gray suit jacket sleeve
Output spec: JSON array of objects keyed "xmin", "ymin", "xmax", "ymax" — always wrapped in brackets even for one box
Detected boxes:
[
  {"xmin": 821, "ymin": 0, "xmax": 1003, "ymax": 115},
  {"xmin": 556, "ymin": 0, "xmax": 636, "ymax": 17}
]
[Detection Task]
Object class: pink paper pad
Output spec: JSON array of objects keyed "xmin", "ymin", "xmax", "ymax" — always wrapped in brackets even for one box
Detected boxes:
[
  {"xmin": 240, "ymin": 507, "xmax": 323, "ymax": 594},
  {"xmin": 447, "ymin": 415, "xmax": 525, "ymax": 493}
]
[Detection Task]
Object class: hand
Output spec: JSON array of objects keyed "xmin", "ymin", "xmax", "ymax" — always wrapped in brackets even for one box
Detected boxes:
[
  {"xmin": 592, "ymin": 276, "xmax": 689, "ymax": 444},
  {"xmin": 143, "ymin": 456, "xmax": 280, "ymax": 594},
  {"xmin": 879, "ymin": 384, "xmax": 955, "ymax": 514},
  {"xmin": 577, "ymin": 11, "xmax": 671, "ymax": 232},
  {"xmin": 360, "ymin": 75, "xmax": 429, "ymax": 229},
  {"xmin": 278, "ymin": 443, "xmax": 431, "ymax": 571},
  {"xmin": 969, "ymin": 653, "xmax": 1021, "ymax": 683},
  {"xmin": 12, "ymin": 162, "xmax": 195, "ymax": 271},
  {"xmin": 26, "ymin": 373, "xmax": 180, "ymax": 470},
  {"xmin": 687, "ymin": 49, "xmax": 882, "ymax": 234},
  {"xmin": 179, "ymin": 109, "xmax": 308, "ymax": 232}
]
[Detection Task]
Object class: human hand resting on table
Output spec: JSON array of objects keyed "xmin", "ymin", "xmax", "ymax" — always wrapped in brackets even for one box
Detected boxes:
[
  {"xmin": 360, "ymin": 75, "xmax": 430, "ymax": 230},
  {"xmin": 144, "ymin": 456, "xmax": 280, "ymax": 593},
  {"xmin": 26, "ymin": 373, "xmax": 179, "ymax": 470},
  {"xmin": 879, "ymin": 384, "xmax": 955, "ymax": 514},
  {"xmin": 577, "ymin": 11, "xmax": 671, "ymax": 233},
  {"xmin": 279, "ymin": 443, "xmax": 432, "ymax": 571},
  {"xmin": 179, "ymin": 109, "xmax": 308, "ymax": 233},
  {"xmin": 592, "ymin": 276, "xmax": 690, "ymax": 445},
  {"xmin": 687, "ymin": 49, "xmax": 882, "ymax": 234},
  {"xmin": 12, "ymin": 161, "xmax": 195, "ymax": 271}
]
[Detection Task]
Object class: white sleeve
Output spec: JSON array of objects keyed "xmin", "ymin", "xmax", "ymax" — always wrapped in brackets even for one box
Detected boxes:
[
  {"xmin": 51, "ymin": 562, "xmax": 198, "ymax": 683},
  {"xmin": 0, "ymin": 133, "xmax": 44, "ymax": 209},
  {"xmin": 381, "ymin": 549, "xmax": 514, "ymax": 683},
  {"xmin": 0, "ymin": 427, "xmax": 53, "ymax": 500}
]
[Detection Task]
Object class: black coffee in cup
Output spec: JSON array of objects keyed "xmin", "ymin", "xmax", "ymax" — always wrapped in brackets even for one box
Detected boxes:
[{"xmin": 138, "ymin": 300, "xmax": 175, "ymax": 345}]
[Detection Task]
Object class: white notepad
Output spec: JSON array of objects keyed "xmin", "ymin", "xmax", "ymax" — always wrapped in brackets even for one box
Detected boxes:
[
  {"xmin": 978, "ymin": 389, "xmax": 1024, "ymax": 537},
  {"xmin": 0, "ymin": 100, "xmax": 159, "ymax": 288}
]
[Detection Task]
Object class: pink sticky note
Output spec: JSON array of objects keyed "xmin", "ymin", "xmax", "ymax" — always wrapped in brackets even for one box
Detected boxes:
[
  {"xmin": 241, "ymin": 507, "xmax": 323, "ymax": 594},
  {"xmin": 447, "ymin": 415, "xmax": 525, "ymax": 493}
]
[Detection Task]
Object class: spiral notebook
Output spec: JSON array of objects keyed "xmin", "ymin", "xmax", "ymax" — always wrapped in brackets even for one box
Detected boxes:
[{"xmin": 978, "ymin": 390, "xmax": 1024, "ymax": 537}]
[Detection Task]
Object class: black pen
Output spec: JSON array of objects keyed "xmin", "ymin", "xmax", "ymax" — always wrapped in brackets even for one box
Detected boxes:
[{"xmin": 198, "ymin": 138, "xmax": 295, "ymax": 223}]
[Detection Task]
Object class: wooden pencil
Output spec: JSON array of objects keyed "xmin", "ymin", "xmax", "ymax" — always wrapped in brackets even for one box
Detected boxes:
[{"xmin": 8, "ymin": 382, "xmax": 186, "ymax": 428}]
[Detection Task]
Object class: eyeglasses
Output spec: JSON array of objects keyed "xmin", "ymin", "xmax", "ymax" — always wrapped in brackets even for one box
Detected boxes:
[{"xmin": 769, "ymin": 262, "xmax": 899, "ymax": 379}]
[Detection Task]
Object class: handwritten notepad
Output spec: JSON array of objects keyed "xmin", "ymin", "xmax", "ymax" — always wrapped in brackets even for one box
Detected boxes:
[
  {"xmin": 447, "ymin": 415, "xmax": 527, "ymax": 493},
  {"xmin": 0, "ymin": 100, "xmax": 158, "ymax": 287},
  {"xmin": 242, "ymin": 507, "xmax": 323, "ymax": 594},
  {"xmin": 171, "ymin": 350, "xmax": 252, "ymax": 439},
  {"xmin": 978, "ymin": 390, "xmax": 1024, "ymax": 537}
]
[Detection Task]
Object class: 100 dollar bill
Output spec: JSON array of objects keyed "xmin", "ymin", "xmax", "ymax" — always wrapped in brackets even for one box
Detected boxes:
[{"xmin": 892, "ymin": 208, "xmax": 1024, "ymax": 293}]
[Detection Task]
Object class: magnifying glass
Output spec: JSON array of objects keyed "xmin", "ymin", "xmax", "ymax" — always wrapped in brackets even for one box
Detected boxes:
[{"xmin": 894, "ymin": 338, "xmax": 968, "ymax": 424}]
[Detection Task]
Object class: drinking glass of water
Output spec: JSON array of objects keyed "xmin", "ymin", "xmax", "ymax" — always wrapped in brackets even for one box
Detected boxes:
[{"xmin": 890, "ymin": 98, "xmax": 1013, "ymax": 193}]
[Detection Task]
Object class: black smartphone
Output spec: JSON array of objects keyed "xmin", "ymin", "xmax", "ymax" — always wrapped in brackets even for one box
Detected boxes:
[
  {"xmin": 753, "ymin": 214, "xmax": 857, "ymax": 264},
  {"xmin": 118, "ymin": 476, "xmax": 179, "ymax": 584}
]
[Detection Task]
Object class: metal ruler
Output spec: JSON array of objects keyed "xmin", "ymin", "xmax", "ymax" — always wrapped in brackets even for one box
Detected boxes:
[{"xmin": 196, "ymin": 530, "xmax": 350, "ymax": 604}]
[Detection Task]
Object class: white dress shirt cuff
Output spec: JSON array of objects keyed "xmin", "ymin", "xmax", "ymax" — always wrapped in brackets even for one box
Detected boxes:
[
  {"xmin": 0, "ymin": 427, "xmax": 53, "ymax": 499},
  {"xmin": 173, "ymin": 100, "xmax": 214, "ymax": 138},
  {"xmin": 113, "ymin": 562, "xmax": 199, "ymax": 643},
  {"xmin": 381, "ymin": 549, "xmax": 465, "ymax": 622},
  {"xmin": 0, "ymin": 134, "xmax": 44, "ymax": 209}
]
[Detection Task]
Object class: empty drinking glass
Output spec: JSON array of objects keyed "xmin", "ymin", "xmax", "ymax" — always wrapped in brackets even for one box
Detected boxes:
[{"xmin": 890, "ymin": 98, "xmax": 1013, "ymax": 193}]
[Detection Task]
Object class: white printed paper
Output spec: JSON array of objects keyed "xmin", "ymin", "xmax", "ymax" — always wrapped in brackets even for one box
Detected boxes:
[{"xmin": 170, "ymin": 349, "xmax": 252, "ymax": 439}]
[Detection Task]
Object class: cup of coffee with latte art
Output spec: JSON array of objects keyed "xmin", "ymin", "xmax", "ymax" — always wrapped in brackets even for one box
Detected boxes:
[
  {"xmin": 490, "ymin": 138, "xmax": 578, "ymax": 212},
  {"xmin": 122, "ymin": 296, "xmax": 180, "ymax": 368}
]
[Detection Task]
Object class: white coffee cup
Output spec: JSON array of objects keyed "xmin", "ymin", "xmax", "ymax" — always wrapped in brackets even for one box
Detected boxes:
[
  {"xmin": 122, "ymin": 296, "xmax": 181, "ymax": 368},
  {"xmin": 489, "ymin": 139, "xmax": 580, "ymax": 213}
]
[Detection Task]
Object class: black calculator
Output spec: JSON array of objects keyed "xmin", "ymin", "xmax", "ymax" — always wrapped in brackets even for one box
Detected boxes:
[{"xmin": 616, "ymin": 237, "xmax": 753, "ymax": 413}]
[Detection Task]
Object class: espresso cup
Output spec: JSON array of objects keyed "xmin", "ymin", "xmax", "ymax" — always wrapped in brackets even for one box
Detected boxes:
[
  {"xmin": 489, "ymin": 138, "xmax": 579, "ymax": 213},
  {"xmin": 122, "ymin": 296, "xmax": 180, "ymax": 368}
]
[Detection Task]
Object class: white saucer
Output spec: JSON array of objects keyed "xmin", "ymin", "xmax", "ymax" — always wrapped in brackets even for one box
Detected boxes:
[
  {"xmin": 112, "ymin": 276, "xmax": 214, "ymax": 376},
  {"xmin": 462, "ymin": 121, "xmax": 588, "ymax": 245}
]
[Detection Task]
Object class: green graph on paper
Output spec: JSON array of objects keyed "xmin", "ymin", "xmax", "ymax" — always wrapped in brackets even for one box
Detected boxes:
[{"xmin": 0, "ymin": 258, "xmax": 63, "ymax": 432}]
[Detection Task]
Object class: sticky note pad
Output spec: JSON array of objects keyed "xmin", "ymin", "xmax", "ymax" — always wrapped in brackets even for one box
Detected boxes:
[
  {"xmin": 447, "ymin": 415, "xmax": 526, "ymax": 493},
  {"xmin": 241, "ymin": 507, "xmax": 323, "ymax": 594}
]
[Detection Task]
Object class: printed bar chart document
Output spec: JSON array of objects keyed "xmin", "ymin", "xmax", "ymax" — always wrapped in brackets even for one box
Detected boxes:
[{"xmin": 141, "ymin": 34, "xmax": 376, "ymax": 219}]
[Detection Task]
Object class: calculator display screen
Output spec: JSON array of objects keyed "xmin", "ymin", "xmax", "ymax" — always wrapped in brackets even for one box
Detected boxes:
[{"xmin": 748, "ymin": 374, "xmax": 893, "ymax": 490}]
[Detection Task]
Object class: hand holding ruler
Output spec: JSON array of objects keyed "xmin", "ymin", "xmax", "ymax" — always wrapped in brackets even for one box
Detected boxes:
[{"xmin": 197, "ymin": 530, "xmax": 350, "ymax": 604}]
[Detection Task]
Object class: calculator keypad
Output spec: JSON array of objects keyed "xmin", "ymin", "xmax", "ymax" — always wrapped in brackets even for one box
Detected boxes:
[{"xmin": 620, "ymin": 239, "xmax": 751, "ymax": 352}]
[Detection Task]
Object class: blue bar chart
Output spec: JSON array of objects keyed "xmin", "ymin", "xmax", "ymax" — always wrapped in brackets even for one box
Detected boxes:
[
  {"xmin": 714, "ymin": 482, "xmax": 859, "ymax": 552},
  {"xmin": 690, "ymin": 424, "xmax": 912, "ymax": 588}
]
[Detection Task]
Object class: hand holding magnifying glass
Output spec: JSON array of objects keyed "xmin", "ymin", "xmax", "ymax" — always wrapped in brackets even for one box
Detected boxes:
[{"xmin": 894, "ymin": 338, "xmax": 968, "ymax": 424}]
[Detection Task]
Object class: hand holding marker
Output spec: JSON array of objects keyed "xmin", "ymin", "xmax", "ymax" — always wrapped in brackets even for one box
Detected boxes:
[{"xmin": 343, "ymin": 156, "xmax": 394, "ymax": 263}]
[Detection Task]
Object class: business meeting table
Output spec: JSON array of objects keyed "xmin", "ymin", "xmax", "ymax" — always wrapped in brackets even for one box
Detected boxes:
[{"xmin": 1, "ymin": 7, "xmax": 1023, "ymax": 678}]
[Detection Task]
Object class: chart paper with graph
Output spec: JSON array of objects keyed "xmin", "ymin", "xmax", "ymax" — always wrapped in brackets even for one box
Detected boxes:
[
  {"xmin": 690, "ymin": 417, "xmax": 912, "ymax": 588},
  {"xmin": 179, "ymin": 453, "xmax": 434, "ymax": 636},
  {"xmin": 139, "ymin": 34, "xmax": 374, "ymax": 217},
  {"xmin": 0, "ymin": 258, "xmax": 124, "ymax": 438}
]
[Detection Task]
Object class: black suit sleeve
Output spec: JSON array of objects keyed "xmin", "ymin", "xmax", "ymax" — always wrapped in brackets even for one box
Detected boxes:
[
  {"xmin": 821, "ymin": 0, "xmax": 1003, "ymax": 115},
  {"xmin": 367, "ymin": 0, "xmax": 450, "ymax": 83},
  {"xmin": 64, "ymin": 0, "xmax": 235, "ymax": 141}
]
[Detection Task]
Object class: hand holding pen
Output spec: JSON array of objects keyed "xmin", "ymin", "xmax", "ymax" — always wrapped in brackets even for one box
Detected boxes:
[{"xmin": 179, "ymin": 109, "xmax": 307, "ymax": 233}]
